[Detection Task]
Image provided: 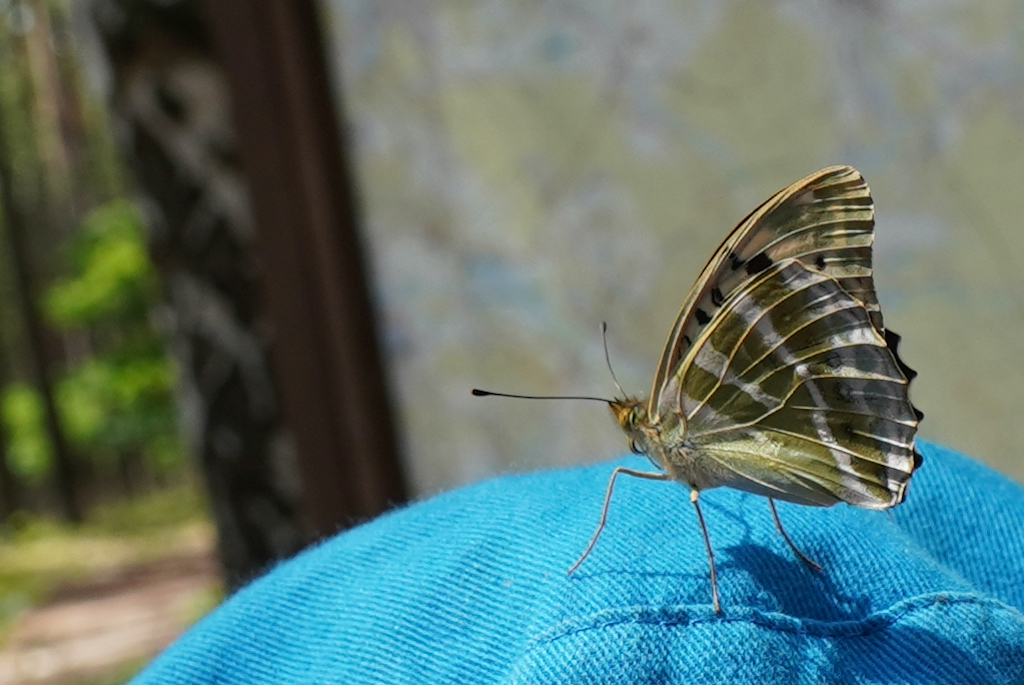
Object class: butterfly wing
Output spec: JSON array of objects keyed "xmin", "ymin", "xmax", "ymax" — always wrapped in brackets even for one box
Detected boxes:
[
  {"xmin": 680, "ymin": 261, "xmax": 919, "ymax": 508},
  {"xmin": 653, "ymin": 167, "xmax": 921, "ymax": 509},
  {"xmin": 651, "ymin": 166, "xmax": 879, "ymax": 419}
]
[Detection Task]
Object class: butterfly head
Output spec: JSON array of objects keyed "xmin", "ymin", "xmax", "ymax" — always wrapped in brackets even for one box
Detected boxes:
[{"xmin": 609, "ymin": 397, "xmax": 650, "ymax": 455}]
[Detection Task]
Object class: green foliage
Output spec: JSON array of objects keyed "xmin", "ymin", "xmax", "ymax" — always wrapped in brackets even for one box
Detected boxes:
[
  {"xmin": 0, "ymin": 383, "xmax": 52, "ymax": 483},
  {"xmin": 1, "ymin": 198, "xmax": 185, "ymax": 479},
  {"xmin": 47, "ymin": 199, "xmax": 183, "ymax": 473},
  {"xmin": 45, "ymin": 200, "xmax": 157, "ymax": 325},
  {"xmin": 57, "ymin": 355, "xmax": 177, "ymax": 458},
  {"xmin": 0, "ymin": 353, "xmax": 181, "ymax": 480}
]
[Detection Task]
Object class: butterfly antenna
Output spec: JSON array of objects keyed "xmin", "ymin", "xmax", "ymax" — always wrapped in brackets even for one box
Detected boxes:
[
  {"xmin": 601, "ymin": 322, "xmax": 627, "ymax": 398},
  {"xmin": 471, "ymin": 389, "xmax": 611, "ymax": 403}
]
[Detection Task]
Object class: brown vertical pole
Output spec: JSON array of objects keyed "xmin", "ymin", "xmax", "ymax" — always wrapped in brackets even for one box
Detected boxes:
[{"xmin": 203, "ymin": 0, "xmax": 407, "ymax": 533}]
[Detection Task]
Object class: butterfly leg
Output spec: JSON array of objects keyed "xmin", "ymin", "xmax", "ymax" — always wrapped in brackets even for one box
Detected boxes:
[
  {"xmin": 568, "ymin": 467, "xmax": 669, "ymax": 575},
  {"xmin": 690, "ymin": 490, "xmax": 721, "ymax": 614},
  {"xmin": 769, "ymin": 498, "xmax": 822, "ymax": 573}
]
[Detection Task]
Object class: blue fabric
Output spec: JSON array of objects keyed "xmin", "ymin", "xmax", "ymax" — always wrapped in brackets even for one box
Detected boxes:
[{"xmin": 132, "ymin": 441, "xmax": 1024, "ymax": 683}]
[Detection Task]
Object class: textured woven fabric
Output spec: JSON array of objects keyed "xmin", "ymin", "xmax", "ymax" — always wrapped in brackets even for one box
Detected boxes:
[{"xmin": 132, "ymin": 441, "xmax": 1024, "ymax": 683}]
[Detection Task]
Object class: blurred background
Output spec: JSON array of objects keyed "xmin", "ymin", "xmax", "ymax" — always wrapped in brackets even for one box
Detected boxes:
[{"xmin": 0, "ymin": 0, "xmax": 1022, "ymax": 682}]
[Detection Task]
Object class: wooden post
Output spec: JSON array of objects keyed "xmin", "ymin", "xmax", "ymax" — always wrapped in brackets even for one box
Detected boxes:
[{"xmin": 203, "ymin": 0, "xmax": 407, "ymax": 533}]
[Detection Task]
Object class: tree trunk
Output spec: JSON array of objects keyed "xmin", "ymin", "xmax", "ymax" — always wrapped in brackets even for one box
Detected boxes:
[
  {"xmin": 88, "ymin": 0, "xmax": 308, "ymax": 588},
  {"xmin": 0, "ymin": 344, "xmax": 19, "ymax": 517},
  {"xmin": 0, "ymin": 107, "xmax": 81, "ymax": 523},
  {"xmin": 86, "ymin": 0, "xmax": 409, "ymax": 588}
]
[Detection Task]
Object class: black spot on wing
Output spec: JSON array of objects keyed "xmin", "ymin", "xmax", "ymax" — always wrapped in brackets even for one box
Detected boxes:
[
  {"xmin": 695, "ymin": 308, "xmax": 711, "ymax": 326},
  {"xmin": 729, "ymin": 252, "xmax": 743, "ymax": 271},
  {"xmin": 682, "ymin": 335, "xmax": 692, "ymax": 348},
  {"xmin": 711, "ymin": 286, "xmax": 724, "ymax": 307},
  {"xmin": 815, "ymin": 255, "xmax": 827, "ymax": 270},
  {"xmin": 913, "ymin": 449, "xmax": 924, "ymax": 469},
  {"xmin": 745, "ymin": 252, "xmax": 773, "ymax": 275},
  {"xmin": 913, "ymin": 406, "xmax": 924, "ymax": 422}
]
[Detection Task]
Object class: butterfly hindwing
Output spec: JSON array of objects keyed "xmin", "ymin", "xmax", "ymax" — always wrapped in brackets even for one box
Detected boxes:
[{"xmin": 680, "ymin": 261, "xmax": 917, "ymax": 508}]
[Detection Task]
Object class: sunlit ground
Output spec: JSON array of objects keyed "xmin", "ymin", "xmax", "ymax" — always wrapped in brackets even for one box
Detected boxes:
[{"xmin": 0, "ymin": 485, "xmax": 221, "ymax": 685}]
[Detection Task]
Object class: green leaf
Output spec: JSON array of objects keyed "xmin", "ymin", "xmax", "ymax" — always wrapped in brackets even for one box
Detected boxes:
[
  {"xmin": 0, "ymin": 384, "xmax": 53, "ymax": 483},
  {"xmin": 44, "ymin": 200, "xmax": 157, "ymax": 326}
]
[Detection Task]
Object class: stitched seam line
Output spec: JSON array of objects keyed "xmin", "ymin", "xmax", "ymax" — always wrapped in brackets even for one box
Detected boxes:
[{"xmin": 533, "ymin": 593, "xmax": 1023, "ymax": 645}]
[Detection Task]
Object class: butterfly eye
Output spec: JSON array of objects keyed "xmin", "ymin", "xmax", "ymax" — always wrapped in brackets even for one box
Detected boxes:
[{"xmin": 628, "ymin": 408, "xmax": 643, "ymax": 429}]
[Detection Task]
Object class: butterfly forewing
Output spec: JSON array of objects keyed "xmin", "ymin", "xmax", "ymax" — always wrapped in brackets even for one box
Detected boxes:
[
  {"xmin": 651, "ymin": 166, "xmax": 881, "ymax": 416},
  {"xmin": 652, "ymin": 166, "xmax": 920, "ymax": 510}
]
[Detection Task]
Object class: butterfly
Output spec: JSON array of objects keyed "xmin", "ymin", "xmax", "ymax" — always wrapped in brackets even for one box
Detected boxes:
[{"xmin": 475, "ymin": 166, "xmax": 922, "ymax": 613}]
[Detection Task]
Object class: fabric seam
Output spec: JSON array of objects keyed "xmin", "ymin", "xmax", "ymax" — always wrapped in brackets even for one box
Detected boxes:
[{"xmin": 532, "ymin": 593, "xmax": 1023, "ymax": 645}]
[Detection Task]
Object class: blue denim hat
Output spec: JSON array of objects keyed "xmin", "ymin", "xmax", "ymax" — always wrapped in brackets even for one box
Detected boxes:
[{"xmin": 130, "ymin": 441, "xmax": 1024, "ymax": 684}]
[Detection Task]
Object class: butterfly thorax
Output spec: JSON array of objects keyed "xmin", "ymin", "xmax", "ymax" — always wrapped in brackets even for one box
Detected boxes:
[{"xmin": 610, "ymin": 398, "xmax": 690, "ymax": 477}]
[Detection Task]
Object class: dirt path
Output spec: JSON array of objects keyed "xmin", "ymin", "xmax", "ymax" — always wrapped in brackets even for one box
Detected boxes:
[{"xmin": 0, "ymin": 550, "xmax": 221, "ymax": 685}]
